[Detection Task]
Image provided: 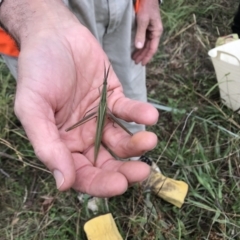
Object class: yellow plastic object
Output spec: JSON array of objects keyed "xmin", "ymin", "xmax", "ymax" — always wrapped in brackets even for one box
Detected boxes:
[
  {"xmin": 144, "ymin": 169, "xmax": 188, "ymax": 208},
  {"xmin": 84, "ymin": 213, "xmax": 123, "ymax": 240}
]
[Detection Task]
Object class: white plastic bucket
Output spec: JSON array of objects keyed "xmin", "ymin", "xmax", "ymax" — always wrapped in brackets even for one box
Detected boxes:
[{"xmin": 208, "ymin": 40, "xmax": 240, "ymax": 112}]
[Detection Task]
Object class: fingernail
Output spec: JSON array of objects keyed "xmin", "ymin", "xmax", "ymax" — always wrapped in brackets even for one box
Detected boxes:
[
  {"xmin": 136, "ymin": 41, "xmax": 143, "ymax": 49},
  {"xmin": 53, "ymin": 169, "xmax": 64, "ymax": 189}
]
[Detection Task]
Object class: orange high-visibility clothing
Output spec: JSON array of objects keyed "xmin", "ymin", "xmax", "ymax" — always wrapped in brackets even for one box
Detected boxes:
[
  {"xmin": 134, "ymin": 0, "xmax": 140, "ymax": 12},
  {"xmin": 0, "ymin": 28, "xmax": 19, "ymax": 57}
]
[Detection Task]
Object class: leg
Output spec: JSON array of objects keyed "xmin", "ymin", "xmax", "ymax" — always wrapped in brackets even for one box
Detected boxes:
[
  {"xmin": 102, "ymin": 1, "xmax": 146, "ymax": 133},
  {"xmin": 69, "ymin": 0, "xmax": 146, "ymax": 133}
]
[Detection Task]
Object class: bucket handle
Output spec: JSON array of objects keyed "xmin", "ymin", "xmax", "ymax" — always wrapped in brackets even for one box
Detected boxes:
[{"xmin": 216, "ymin": 50, "xmax": 240, "ymax": 66}]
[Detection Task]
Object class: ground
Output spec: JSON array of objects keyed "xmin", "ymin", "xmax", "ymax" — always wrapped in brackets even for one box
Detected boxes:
[{"xmin": 1, "ymin": 0, "xmax": 240, "ymax": 239}]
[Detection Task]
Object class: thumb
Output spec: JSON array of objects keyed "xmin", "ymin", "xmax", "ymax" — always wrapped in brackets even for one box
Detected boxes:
[
  {"xmin": 15, "ymin": 104, "xmax": 76, "ymax": 191},
  {"xmin": 34, "ymin": 134, "xmax": 76, "ymax": 191},
  {"xmin": 135, "ymin": 16, "xmax": 149, "ymax": 49}
]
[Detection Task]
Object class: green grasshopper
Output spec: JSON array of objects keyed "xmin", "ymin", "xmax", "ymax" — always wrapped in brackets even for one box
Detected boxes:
[{"xmin": 65, "ymin": 65, "xmax": 133, "ymax": 165}]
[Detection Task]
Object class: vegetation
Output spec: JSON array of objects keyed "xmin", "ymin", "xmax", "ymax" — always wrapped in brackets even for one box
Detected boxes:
[{"xmin": 1, "ymin": 0, "xmax": 240, "ymax": 239}]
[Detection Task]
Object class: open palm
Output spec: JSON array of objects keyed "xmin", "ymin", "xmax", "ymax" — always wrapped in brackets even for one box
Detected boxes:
[{"xmin": 14, "ymin": 23, "xmax": 158, "ymax": 197}]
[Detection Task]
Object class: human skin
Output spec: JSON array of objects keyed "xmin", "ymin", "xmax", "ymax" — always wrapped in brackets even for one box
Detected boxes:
[
  {"xmin": 0, "ymin": 0, "xmax": 162, "ymax": 197},
  {"xmin": 133, "ymin": 0, "xmax": 163, "ymax": 65}
]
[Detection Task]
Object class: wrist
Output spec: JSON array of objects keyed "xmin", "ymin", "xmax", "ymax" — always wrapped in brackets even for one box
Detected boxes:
[{"xmin": 0, "ymin": 0, "xmax": 73, "ymax": 47}]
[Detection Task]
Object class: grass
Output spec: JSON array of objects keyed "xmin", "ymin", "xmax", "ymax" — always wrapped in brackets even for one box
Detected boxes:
[{"xmin": 1, "ymin": 0, "xmax": 240, "ymax": 239}]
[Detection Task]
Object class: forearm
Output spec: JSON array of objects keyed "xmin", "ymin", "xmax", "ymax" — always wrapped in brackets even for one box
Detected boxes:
[{"xmin": 0, "ymin": 0, "xmax": 71, "ymax": 46}]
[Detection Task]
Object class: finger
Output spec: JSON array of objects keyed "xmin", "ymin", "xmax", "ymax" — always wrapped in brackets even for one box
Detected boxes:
[
  {"xmin": 134, "ymin": 18, "xmax": 163, "ymax": 65},
  {"xmin": 106, "ymin": 160, "xmax": 151, "ymax": 184},
  {"xmin": 72, "ymin": 150, "xmax": 151, "ymax": 197},
  {"xmin": 132, "ymin": 46, "xmax": 149, "ymax": 65},
  {"xmin": 142, "ymin": 34, "xmax": 161, "ymax": 66},
  {"xmin": 112, "ymin": 98, "xmax": 159, "ymax": 125},
  {"xmin": 141, "ymin": 40, "xmax": 158, "ymax": 66},
  {"xmin": 133, "ymin": 37, "xmax": 159, "ymax": 66},
  {"xmin": 14, "ymin": 100, "xmax": 76, "ymax": 191},
  {"xmin": 132, "ymin": 48, "xmax": 146, "ymax": 64},
  {"xmin": 135, "ymin": 15, "xmax": 149, "ymax": 49},
  {"xmin": 102, "ymin": 129, "xmax": 158, "ymax": 158}
]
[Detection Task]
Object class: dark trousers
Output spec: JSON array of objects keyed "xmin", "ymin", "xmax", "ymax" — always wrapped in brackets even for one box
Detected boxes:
[{"xmin": 232, "ymin": 3, "xmax": 240, "ymax": 36}]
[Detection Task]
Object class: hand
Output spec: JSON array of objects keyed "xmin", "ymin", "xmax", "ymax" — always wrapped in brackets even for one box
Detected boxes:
[
  {"xmin": 132, "ymin": 0, "xmax": 163, "ymax": 65},
  {"xmin": 12, "ymin": 3, "xmax": 159, "ymax": 197}
]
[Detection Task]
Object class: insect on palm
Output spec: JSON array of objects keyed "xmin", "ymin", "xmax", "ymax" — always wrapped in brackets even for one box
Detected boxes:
[{"xmin": 65, "ymin": 65, "xmax": 133, "ymax": 165}]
